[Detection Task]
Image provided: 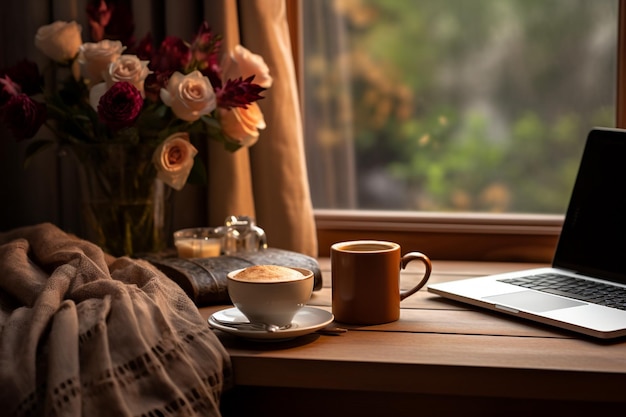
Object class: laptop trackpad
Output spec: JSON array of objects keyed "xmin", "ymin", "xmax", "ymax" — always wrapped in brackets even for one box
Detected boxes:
[{"xmin": 484, "ymin": 291, "xmax": 585, "ymax": 312}]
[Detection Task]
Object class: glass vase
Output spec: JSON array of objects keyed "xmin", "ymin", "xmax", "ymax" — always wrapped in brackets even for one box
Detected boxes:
[{"xmin": 72, "ymin": 143, "xmax": 173, "ymax": 257}]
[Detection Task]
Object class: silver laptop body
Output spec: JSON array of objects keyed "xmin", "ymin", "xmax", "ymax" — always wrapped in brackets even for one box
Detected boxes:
[{"xmin": 428, "ymin": 127, "xmax": 626, "ymax": 339}]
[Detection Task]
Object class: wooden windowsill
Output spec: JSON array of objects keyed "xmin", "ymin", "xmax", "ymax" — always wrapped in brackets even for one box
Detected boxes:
[{"xmin": 314, "ymin": 209, "xmax": 563, "ymax": 263}]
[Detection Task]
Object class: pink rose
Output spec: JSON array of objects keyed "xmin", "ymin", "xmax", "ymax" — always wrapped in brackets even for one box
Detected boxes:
[
  {"xmin": 34, "ymin": 21, "xmax": 83, "ymax": 63},
  {"xmin": 79, "ymin": 40, "xmax": 126, "ymax": 83},
  {"xmin": 103, "ymin": 54, "xmax": 151, "ymax": 97},
  {"xmin": 218, "ymin": 102, "xmax": 266, "ymax": 147},
  {"xmin": 222, "ymin": 45, "xmax": 273, "ymax": 89},
  {"xmin": 97, "ymin": 81, "xmax": 143, "ymax": 130},
  {"xmin": 152, "ymin": 132, "xmax": 198, "ymax": 190},
  {"xmin": 160, "ymin": 71, "xmax": 216, "ymax": 122}
]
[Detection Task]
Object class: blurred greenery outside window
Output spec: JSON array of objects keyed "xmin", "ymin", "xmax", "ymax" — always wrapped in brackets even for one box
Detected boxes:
[{"xmin": 302, "ymin": 0, "xmax": 618, "ymax": 215}]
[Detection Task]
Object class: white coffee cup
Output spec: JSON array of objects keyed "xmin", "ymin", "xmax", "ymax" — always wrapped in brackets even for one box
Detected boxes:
[{"xmin": 227, "ymin": 265, "xmax": 314, "ymax": 327}]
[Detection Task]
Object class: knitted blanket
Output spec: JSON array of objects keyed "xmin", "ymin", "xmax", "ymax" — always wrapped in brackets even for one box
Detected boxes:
[{"xmin": 0, "ymin": 223, "xmax": 231, "ymax": 417}]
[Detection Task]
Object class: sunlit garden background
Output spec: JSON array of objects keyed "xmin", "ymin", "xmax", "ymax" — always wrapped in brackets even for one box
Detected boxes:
[{"xmin": 303, "ymin": 0, "xmax": 617, "ymax": 214}]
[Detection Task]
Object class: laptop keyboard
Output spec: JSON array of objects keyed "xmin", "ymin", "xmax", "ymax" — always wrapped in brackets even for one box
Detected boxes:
[{"xmin": 499, "ymin": 273, "xmax": 626, "ymax": 311}]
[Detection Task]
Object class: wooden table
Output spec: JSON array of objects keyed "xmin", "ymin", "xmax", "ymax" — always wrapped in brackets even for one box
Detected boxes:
[{"xmin": 198, "ymin": 259, "xmax": 626, "ymax": 417}]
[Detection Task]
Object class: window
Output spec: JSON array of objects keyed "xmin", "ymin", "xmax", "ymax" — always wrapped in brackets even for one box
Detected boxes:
[
  {"xmin": 302, "ymin": 0, "xmax": 617, "ymax": 213},
  {"xmin": 291, "ymin": 0, "xmax": 622, "ymax": 260}
]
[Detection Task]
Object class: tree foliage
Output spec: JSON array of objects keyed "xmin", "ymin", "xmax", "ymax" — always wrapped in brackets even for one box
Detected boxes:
[{"xmin": 321, "ymin": 0, "xmax": 617, "ymax": 213}]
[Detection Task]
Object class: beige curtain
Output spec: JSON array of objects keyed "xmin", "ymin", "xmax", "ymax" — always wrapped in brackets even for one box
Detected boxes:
[
  {"xmin": 0, "ymin": 0, "xmax": 318, "ymax": 257},
  {"xmin": 202, "ymin": 1, "xmax": 317, "ymax": 256}
]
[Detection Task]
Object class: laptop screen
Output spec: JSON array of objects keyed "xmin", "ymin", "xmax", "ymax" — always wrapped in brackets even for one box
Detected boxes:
[{"xmin": 553, "ymin": 128, "xmax": 626, "ymax": 282}]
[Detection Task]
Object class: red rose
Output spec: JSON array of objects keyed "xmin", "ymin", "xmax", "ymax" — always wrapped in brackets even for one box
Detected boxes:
[
  {"xmin": 190, "ymin": 22, "xmax": 221, "ymax": 73},
  {"xmin": 140, "ymin": 35, "xmax": 191, "ymax": 102},
  {"xmin": 0, "ymin": 75, "xmax": 21, "ymax": 108},
  {"xmin": 2, "ymin": 93, "xmax": 47, "ymax": 140},
  {"xmin": 152, "ymin": 36, "xmax": 191, "ymax": 74},
  {"xmin": 97, "ymin": 81, "xmax": 143, "ymax": 130}
]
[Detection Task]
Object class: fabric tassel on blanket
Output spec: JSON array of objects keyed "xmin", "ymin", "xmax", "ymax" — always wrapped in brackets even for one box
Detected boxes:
[{"xmin": 0, "ymin": 223, "xmax": 231, "ymax": 417}]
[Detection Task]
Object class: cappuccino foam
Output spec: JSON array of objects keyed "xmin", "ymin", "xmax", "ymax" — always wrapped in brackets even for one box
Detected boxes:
[{"xmin": 232, "ymin": 265, "xmax": 304, "ymax": 283}]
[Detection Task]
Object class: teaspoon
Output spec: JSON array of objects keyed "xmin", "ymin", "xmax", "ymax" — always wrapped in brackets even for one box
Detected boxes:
[{"xmin": 211, "ymin": 317, "xmax": 289, "ymax": 332}]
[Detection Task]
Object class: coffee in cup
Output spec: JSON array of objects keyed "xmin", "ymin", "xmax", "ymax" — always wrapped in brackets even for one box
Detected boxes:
[
  {"xmin": 331, "ymin": 240, "xmax": 432, "ymax": 325},
  {"xmin": 227, "ymin": 265, "xmax": 314, "ymax": 327}
]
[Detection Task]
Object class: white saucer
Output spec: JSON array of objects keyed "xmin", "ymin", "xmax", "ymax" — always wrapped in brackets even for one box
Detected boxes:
[{"xmin": 208, "ymin": 306, "xmax": 334, "ymax": 341}]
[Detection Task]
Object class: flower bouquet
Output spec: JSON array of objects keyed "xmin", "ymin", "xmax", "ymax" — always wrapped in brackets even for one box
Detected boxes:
[{"xmin": 0, "ymin": 9, "xmax": 272, "ymax": 256}]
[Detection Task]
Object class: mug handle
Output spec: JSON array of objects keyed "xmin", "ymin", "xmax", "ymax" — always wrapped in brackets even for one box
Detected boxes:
[{"xmin": 399, "ymin": 252, "xmax": 433, "ymax": 301}]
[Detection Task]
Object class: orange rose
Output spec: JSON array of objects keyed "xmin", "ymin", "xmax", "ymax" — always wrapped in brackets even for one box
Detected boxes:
[
  {"xmin": 218, "ymin": 103, "xmax": 266, "ymax": 147},
  {"xmin": 152, "ymin": 133, "xmax": 198, "ymax": 190}
]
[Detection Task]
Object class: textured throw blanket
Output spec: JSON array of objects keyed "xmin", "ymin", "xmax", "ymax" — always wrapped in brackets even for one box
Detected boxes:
[{"xmin": 0, "ymin": 223, "xmax": 231, "ymax": 417}]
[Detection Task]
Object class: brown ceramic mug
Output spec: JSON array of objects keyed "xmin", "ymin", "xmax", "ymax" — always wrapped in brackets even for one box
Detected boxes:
[{"xmin": 331, "ymin": 240, "xmax": 432, "ymax": 325}]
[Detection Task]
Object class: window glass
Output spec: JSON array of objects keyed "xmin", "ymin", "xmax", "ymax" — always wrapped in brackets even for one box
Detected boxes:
[{"xmin": 302, "ymin": 0, "xmax": 618, "ymax": 214}]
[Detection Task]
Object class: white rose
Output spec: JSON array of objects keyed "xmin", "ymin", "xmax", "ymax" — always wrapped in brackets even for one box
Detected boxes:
[
  {"xmin": 79, "ymin": 40, "xmax": 126, "ymax": 84},
  {"xmin": 222, "ymin": 45, "xmax": 272, "ymax": 88},
  {"xmin": 88, "ymin": 82, "xmax": 107, "ymax": 110},
  {"xmin": 218, "ymin": 102, "xmax": 266, "ymax": 147},
  {"xmin": 160, "ymin": 71, "xmax": 216, "ymax": 122},
  {"xmin": 152, "ymin": 133, "xmax": 198, "ymax": 190},
  {"xmin": 34, "ymin": 21, "xmax": 83, "ymax": 63},
  {"xmin": 104, "ymin": 54, "xmax": 151, "ymax": 97}
]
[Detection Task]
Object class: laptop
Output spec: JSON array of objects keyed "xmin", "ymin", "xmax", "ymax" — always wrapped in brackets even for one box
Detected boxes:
[{"xmin": 427, "ymin": 127, "xmax": 626, "ymax": 339}]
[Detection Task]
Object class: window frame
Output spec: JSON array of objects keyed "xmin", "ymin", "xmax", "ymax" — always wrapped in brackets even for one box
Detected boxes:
[{"xmin": 288, "ymin": 0, "xmax": 626, "ymax": 262}]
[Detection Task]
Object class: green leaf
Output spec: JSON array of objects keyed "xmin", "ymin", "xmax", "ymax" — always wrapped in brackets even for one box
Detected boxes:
[
  {"xmin": 222, "ymin": 140, "xmax": 242, "ymax": 152},
  {"xmin": 186, "ymin": 155, "xmax": 208, "ymax": 185},
  {"xmin": 155, "ymin": 104, "xmax": 169, "ymax": 118},
  {"xmin": 200, "ymin": 115, "xmax": 221, "ymax": 131}
]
